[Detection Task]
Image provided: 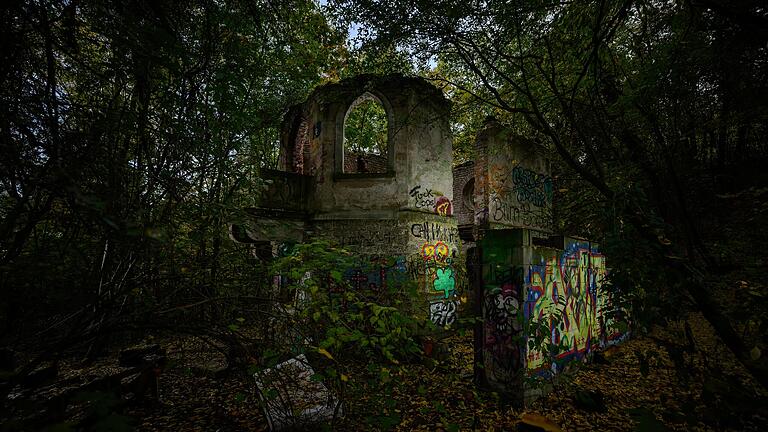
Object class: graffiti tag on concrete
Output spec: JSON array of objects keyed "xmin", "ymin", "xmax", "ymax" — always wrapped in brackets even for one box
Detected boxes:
[
  {"xmin": 409, "ymin": 185, "xmax": 452, "ymax": 216},
  {"xmin": 429, "ymin": 300, "xmax": 457, "ymax": 326}
]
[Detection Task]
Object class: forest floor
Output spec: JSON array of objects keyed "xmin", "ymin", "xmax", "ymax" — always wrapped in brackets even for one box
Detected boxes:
[{"xmin": 121, "ymin": 311, "xmax": 768, "ymax": 432}]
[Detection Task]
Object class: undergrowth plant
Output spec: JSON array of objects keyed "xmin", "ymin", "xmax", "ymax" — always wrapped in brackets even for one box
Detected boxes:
[{"xmin": 264, "ymin": 241, "xmax": 431, "ymax": 428}]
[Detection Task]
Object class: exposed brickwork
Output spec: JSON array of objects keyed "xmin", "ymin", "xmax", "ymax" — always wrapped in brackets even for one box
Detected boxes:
[
  {"xmin": 293, "ymin": 117, "xmax": 310, "ymax": 174},
  {"xmin": 343, "ymin": 152, "xmax": 388, "ymax": 174},
  {"xmin": 452, "ymin": 161, "xmax": 475, "ymax": 228}
]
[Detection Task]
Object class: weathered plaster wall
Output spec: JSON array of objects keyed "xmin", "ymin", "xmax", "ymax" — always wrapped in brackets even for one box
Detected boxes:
[
  {"xmin": 474, "ymin": 120, "xmax": 553, "ymax": 233},
  {"xmin": 283, "ymin": 75, "xmax": 453, "ymax": 216}
]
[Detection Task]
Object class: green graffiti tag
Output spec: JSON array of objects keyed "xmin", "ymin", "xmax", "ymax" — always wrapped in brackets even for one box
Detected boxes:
[{"xmin": 434, "ymin": 267, "xmax": 455, "ymax": 298}]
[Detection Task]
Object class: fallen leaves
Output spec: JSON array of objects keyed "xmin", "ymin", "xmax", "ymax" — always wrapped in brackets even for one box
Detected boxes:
[
  {"xmin": 118, "ymin": 311, "xmax": 768, "ymax": 431},
  {"xmin": 520, "ymin": 412, "xmax": 563, "ymax": 431},
  {"xmin": 317, "ymin": 347, "xmax": 335, "ymax": 361}
]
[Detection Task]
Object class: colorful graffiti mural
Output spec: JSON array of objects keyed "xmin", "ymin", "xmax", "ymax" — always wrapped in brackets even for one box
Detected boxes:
[
  {"xmin": 331, "ymin": 249, "xmax": 462, "ymax": 329},
  {"xmin": 406, "ymin": 214, "xmax": 463, "ymax": 327},
  {"xmin": 524, "ymin": 241, "xmax": 626, "ymax": 374},
  {"xmin": 479, "ymin": 232, "xmax": 628, "ymax": 390},
  {"xmin": 417, "ymin": 241, "xmax": 458, "ymax": 322},
  {"xmin": 338, "ymin": 240, "xmax": 461, "ymax": 327}
]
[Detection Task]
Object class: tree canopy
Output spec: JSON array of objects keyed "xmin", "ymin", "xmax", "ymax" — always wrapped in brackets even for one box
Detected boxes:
[{"xmin": 2, "ymin": 0, "xmax": 768, "ymax": 429}]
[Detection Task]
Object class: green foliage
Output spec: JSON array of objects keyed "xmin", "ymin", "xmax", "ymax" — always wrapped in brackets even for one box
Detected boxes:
[
  {"xmin": 271, "ymin": 241, "xmax": 425, "ymax": 364},
  {"xmin": 267, "ymin": 241, "xmax": 434, "ymax": 429},
  {"xmin": 603, "ymin": 224, "xmax": 689, "ymax": 332},
  {"xmin": 344, "ymin": 96, "xmax": 388, "ymax": 156},
  {"xmin": 0, "ymin": 0, "xmax": 345, "ymax": 345}
]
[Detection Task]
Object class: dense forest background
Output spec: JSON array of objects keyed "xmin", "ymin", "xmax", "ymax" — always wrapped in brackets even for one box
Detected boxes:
[{"xmin": 1, "ymin": 0, "xmax": 767, "ymax": 430}]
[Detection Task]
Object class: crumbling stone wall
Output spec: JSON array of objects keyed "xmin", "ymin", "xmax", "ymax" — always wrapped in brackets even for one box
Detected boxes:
[
  {"xmin": 277, "ymin": 74, "xmax": 463, "ymax": 326},
  {"xmin": 474, "ymin": 119, "xmax": 553, "ymax": 234}
]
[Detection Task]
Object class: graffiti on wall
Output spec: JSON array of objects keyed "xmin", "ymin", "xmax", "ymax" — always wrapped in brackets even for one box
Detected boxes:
[
  {"xmin": 435, "ymin": 196, "xmax": 452, "ymax": 216},
  {"xmin": 418, "ymin": 257, "xmax": 459, "ymax": 326},
  {"xmin": 483, "ymin": 267, "xmax": 524, "ymax": 385},
  {"xmin": 321, "ymin": 215, "xmax": 463, "ymax": 328},
  {"xmin": 429, "ymin": 300, "xmax": 457, "ymax": 326},
  {"xmin": 335, "ymin": 256, "xmax": 408, "ymax": 301},
  {"xmin": 407, "ymin": 218, "xmax": 462, "ymax": 326},
  {"xmin": 433, "ymin": 267, "xmax": 456, "ymax": 299},
  {"xmin": 524, "ymin": 241, "xmax": 619, "ymax": 373},
  {"xmin": 419, "ymin": 243, "xmax": 457, "ymax": 301},
  {"xmin": 489, "ymin": 164, "xmax": 553, "ymax": 205},
  {"xmin": 409, "ymin": 185, "xmax": 453, "ymax": 216},
  {"xmin": 410, "ymin": 221, "xmax": 460, "ymax": 244},
  {"xmin": 486, "ymin": 163, "xmax": 553, "ymax": 231},
  {"xmin": 421, "ymin": 241, "xmax": 450, "ymax": 262},
  {"xmin": 511, "ymin": 166, "xmax": 553, "ymax": 207},
  {"xmin": 327, "ymin": 246, "xmax": 458, "ymax": 331},
  {"xmin": 319, "ymin": 220, "xmax": 405, "ymax": 256},
  {"xmin": 479, "ymin": 233, "xmax": 627, "ymax": 385},
  {"xmin": 491, "ymin": 197, "xmax": 551, "ymax": 229}
]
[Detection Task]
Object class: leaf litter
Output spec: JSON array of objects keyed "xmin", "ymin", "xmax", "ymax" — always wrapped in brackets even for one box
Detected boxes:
[{"xmin": 124, "ymin": 312, "xmax": 767, "ymax": 431}]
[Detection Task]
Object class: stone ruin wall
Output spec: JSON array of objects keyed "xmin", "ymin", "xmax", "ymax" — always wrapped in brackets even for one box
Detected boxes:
[
  {"xmin": 236, "ymin": 76, "xmax": 629, "ymax": 403},
  {"xmin": 474, "ymin": 119, "xmax": 553, "ymax": 235},
  {"xmin": 276, "ymin": 75, "xmax": 464, "ymax": 328}
]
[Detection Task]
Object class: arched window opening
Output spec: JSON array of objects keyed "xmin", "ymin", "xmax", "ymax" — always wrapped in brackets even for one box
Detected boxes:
[{"xmin": 343, "ymin": 93, "xmax": 388, "ymax": 174}]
